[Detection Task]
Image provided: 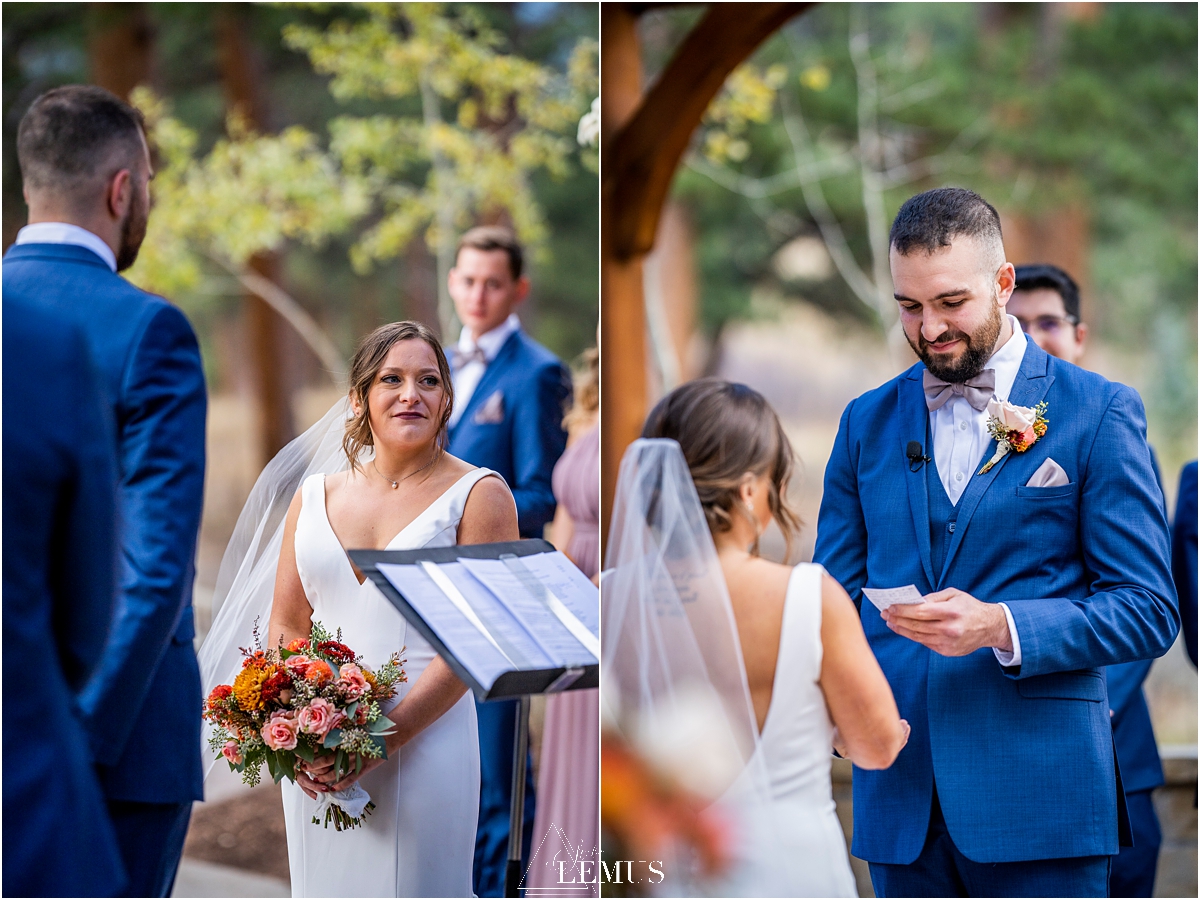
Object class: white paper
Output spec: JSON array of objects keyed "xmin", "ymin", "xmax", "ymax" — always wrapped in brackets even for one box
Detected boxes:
[
  {"xmin": 377, "ymin": 562, "xmax": 511, "ymax": 690},
  {"xmin": 459, "ymin": 554, "xmax": 598, "ymax": 664},
  {"xmin": 861, "ymin": 584, "xmax": 926, "ymax": 611},
  {"xmin": 435, "ymin": 562, "xmax": 557, "ymax": 669}
]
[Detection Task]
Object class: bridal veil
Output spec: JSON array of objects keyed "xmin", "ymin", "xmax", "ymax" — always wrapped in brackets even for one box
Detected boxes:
[
  {"xmin": 197, "ymin": 399, "xmax": 355, "ymax": 779},
  {"xmin": 602, "ymin": 438, "xmax": 794, "ymax": 894}
]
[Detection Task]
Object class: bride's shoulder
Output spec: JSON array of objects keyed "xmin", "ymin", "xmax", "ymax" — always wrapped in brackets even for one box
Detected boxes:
[
  {"xmin": 456, "ymin": 463, "xmax": 518, "ymax": 544},
  {"xmin": 725, "ymin": 555, "xmax": 793, "ymax": 603}
]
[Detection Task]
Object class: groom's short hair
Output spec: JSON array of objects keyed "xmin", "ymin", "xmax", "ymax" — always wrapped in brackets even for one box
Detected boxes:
[
  {"xmin": 17, "ymin": 84, "xmax": 146, "ymax": 198},
  {"xmin": 890, "ymin": 188, "xmax": 1004, "ymax": 267}
]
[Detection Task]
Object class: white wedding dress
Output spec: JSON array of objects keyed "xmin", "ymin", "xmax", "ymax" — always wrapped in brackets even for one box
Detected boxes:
[
  {"xmin": 279, "ymin": 468, "xmax": 494, "ymax": 898},
  {"xmin": 719, "ymin": 563, "xmax": 857, "ymax": 898},
  {"xmin": 603, "ymin": 439, "xmax": 856, "ymax": 898}
]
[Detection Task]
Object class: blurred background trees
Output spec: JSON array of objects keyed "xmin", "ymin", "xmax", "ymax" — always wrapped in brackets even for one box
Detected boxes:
[
  {"xmin": 4, "ymin": 2, "xmax": 598, "ymax": 463},
  {"xmin": 637, "ymin": 2, "xmax": 1195, "ymax": 467}
]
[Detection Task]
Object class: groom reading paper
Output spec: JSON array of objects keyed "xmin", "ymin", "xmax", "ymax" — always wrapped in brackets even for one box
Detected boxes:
[{"xmin": 815, "ymin": 188, "xmax": 1178, "ymax": 897}]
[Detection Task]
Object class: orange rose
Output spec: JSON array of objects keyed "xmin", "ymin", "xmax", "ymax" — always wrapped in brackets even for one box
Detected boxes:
[{"xmin": 305, "ymin": 659, "xmax": 334, "ymax": 685}]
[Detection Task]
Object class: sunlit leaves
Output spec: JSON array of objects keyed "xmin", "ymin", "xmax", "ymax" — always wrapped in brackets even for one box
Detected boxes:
[
  {"xmin": 282, "ymin": 2, "xmax": 594, "ymax": 273},
  {"xmin": 127, "ymin": 88, "xmax": 367, "ymax": 296}
]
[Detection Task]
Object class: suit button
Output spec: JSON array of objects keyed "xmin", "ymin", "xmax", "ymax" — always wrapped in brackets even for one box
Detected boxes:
[{"xmin": 948, "ymin": 522, "xmax": 957, "ymax": 533}]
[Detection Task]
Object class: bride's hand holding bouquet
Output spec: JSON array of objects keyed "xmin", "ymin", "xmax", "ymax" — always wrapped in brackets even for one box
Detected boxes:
[{"xmin": 203, "ymin": 621, "xmax": 406, "ymax": 830}]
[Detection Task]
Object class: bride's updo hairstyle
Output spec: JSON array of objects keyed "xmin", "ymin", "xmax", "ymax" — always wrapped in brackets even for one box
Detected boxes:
[
  {"xmin": 342, "ymin": 321, "xmax": 455, "ymax": 472},
  {"xmin": 641, "ymin": 378, "xmax": 801, "ymax": 556}
]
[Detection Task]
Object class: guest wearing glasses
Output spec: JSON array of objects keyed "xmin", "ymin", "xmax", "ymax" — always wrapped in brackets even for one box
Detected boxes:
[
  {"xmin": 1008, "ymin": 263, "xmax": 1088, "ymax": 365},
  {"xmin": 1010, "ymin": 262, "xmax": 1164, "ymax": 898}
]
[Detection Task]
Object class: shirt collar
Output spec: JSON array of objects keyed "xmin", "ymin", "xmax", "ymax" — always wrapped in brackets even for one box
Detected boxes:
[
  {"xmin": 987, "ymin": 314, "xmax": 1028, "ymax": 402},
  {"xmin": 457, "ymin": 314, "xmax": 520, "ymax": 362},
  {"xmin": 15, "ymin": 222, "xmax": 117, "ymax": 272}
]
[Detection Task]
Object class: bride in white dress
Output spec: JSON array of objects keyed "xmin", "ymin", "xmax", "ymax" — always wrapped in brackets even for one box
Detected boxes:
[
  {"xmin": 200, "ymin": 321, "xmax": 516, "ymax": 897},
  {"xmin": 604, "ymin": 379, "xmax": 910, "ymax": 897}
]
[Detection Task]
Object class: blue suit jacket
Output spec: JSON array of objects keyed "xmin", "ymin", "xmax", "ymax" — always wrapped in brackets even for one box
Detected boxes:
[
  {"xmin": 814, "ymin": 340, "xmax": 1178, "ymax": 865},
  {"xmin": 3, "ymin": 242, "xmax": 207, "ymax": 804},
  {"xmin": 1173, "ymin": 461, "xmax": 1198, "ymax": 667},
  {"xmin": 447, "ymin": 329, "xmax": 570, "ymax": 537},
  {"xmin": 2, "ymin": 300, "xmax": 127, "ymax": 895}
]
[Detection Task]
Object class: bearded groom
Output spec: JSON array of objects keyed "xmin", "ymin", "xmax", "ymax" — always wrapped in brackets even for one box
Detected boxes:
[{"xmin": 814, "ymin": 188, "xmax": 1178, "ymax": 897}]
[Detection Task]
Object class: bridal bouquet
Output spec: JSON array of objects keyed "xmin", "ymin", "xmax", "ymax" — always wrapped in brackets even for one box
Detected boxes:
[{"xmin": 204, "ymin": 621, "xmax": 406, "ymax": 830}]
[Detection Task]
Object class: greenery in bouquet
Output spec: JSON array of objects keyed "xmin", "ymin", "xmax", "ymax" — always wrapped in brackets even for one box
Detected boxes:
[{"xmin": 204, "ymin": 621, "xmax": 406, "ymax": 829}]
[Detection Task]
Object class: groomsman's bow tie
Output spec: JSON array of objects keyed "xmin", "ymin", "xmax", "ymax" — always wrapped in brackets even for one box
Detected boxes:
[
  {"xmin": 922, "ymin": 369, "xmax": 996, "ymax": 412},
  {"xmin": 451, "ymin": 346, "xmax": 488, "ymax": 369}
]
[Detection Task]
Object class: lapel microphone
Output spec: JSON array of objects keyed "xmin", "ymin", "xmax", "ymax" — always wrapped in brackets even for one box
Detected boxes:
[{"xmin": 906, "ymin": 441, "xmax": 932, "ymax": 472}]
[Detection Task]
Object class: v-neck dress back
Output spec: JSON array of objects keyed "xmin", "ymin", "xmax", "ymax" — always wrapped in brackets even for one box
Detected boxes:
[
  {"xmin": 720, "ymin": 563, "xmax": 857, "ymax": 897},
  {"xmin": 280, "ymin": 467, "xmax": 497, "ymax": 897}
]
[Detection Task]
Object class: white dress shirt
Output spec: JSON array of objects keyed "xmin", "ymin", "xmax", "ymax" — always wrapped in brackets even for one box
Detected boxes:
[
  {"xmin": 928, "ymin": 314, "xmax": 1028, "ymax": 667},
  {"xmin": 15, "ymin": 222, "xmax": 117, "ymax": 272},
  {"xmin": 448, "ymin": 313, "xmax": 521, "ymax": 428}
]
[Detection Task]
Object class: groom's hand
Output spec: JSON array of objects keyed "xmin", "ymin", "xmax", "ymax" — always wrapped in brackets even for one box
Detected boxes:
[{"xmin": 881, "ymin": 588, "xmax": 1013, "ymax": 657}]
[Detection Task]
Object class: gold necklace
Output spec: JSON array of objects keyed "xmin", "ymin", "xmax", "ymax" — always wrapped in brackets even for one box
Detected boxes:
[{"xmin": 372, "ymin": 452, "xmax": 437, "ymax": 490}]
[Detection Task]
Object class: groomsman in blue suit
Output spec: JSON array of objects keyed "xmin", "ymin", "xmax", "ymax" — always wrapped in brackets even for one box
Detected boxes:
[
  {"xmin": 445, "ymin": 225, "xmax": 572, "ymax": 896},
  {"xmin": 1009, "ymin": 263, "xmax": 1166, "ymax": 897},
  {"xmin": 1173, "ymin": 461, "xmax": 1198, "ymax": 668},
  {"xmin": 816, "ymin": 188, "xmax": 1178, "ymax": 897},
  {"xmin": 3, "ymin": 302, "xmax": 127, "ymax": 897},
  {"xmin": 4, "ymin": 85, "xmax": 207, "ymax": 897}
]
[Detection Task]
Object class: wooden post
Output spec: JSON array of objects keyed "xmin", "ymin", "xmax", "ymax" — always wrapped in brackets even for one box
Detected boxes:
[
  {"xmin": 600, "ymin": 5, "xmax": 647, "ymax": 544},
  {"xmin": 601, "ymin": 2, "xmax": 810, "ymax": 541}
]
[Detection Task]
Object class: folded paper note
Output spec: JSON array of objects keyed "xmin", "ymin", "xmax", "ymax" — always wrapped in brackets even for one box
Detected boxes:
[{"xmin": 862, "ymin": 584, "xmax": 925, "ymax": 611}]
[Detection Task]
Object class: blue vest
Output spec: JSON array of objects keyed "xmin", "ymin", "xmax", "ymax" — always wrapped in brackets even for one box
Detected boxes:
[{"xmin": 925, "ymin": 427, "xmax": 959, "ymax": 581}]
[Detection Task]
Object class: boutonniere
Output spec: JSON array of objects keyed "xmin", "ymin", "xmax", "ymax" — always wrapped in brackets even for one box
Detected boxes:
[{"xmin": 978, "ymin": 398, "xmax": 1049, "ymax": 475}]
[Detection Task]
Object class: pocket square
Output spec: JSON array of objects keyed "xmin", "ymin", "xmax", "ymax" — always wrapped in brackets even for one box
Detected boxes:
[
  {"xmin": 1026, "ymin": 457, "xmax": 1069, "ymax": 488},
  {"xmin": 472, "ymin": 390, "xmax": 505, "ymax": 425}
]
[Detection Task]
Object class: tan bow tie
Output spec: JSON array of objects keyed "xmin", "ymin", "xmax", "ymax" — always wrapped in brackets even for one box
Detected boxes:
[
  {"xmin": 922, "ymin": 369, "xmax": 996, "ymax": 412},
  {"xmin": 452, "ymin": 346, "xmax": 488, "ymax": 369}
]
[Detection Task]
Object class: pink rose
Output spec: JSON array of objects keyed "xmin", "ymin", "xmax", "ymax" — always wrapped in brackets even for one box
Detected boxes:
[
  {"xmin": 297, "ymin": 697, "xmax": 343, "ymax": 737},
  {"xmin": 222, "ymin": 740, "xmax": 244, "ymax": 765},
  {"xmin": 1018, "ymin": 426, "xmax": 1037, "ymax": 446},
  {"xmin": 261, "ymin": 710, "xmax": 299, "ymax": 751},
  {"xmin": 337, "ymin": 663, "xmax": 368, "ymax": 699},
  {"xmin": 285, "ymin": 654, "xmax": 312, "ymax": 676},
  {"xmin": 986, "ymin": 397, "xmax": 1036, "ymax": 432}
]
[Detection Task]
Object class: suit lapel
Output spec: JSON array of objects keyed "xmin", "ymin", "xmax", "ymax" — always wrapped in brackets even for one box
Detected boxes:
[
  {"xmin": 450, "ymin": 330, "xmax": 520, "ymax": 438},
  {"xmin": 899, "ymin": 368, "xmax": 937, "ymax": 591},
  {"xmin": 937, "ymin": 341, "xmax": 1055, "ymax": 585}
]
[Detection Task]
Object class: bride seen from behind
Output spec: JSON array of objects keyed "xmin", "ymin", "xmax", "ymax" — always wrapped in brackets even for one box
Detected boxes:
[
  {"xmin": 607, "ymin": 378, "xmax": 907, "ymax": 897},
  {"xmin": 208, "ymin": 320, "xmax": 516, "ymax": 898}
]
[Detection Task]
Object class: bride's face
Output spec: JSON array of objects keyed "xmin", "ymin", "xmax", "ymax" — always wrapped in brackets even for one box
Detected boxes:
[{"xmin": 357, "ymin": 339, "xmax": 447, "ymax": 451}]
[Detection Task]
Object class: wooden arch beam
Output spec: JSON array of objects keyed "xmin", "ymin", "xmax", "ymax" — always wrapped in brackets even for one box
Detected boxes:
[{"xmin": 609, "ymin": 2, "xmax": 811, "ymax": 260}]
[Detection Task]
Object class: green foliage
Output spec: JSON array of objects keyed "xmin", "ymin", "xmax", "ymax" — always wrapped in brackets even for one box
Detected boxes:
[
  {"xmin": 127, "ymin": 88, "xmax": 368, "ymax": 298},
  {"xmin": 671, "ymin": 3, "xmax": 1197, "ymax": 350},
  {"xmin": 282, "ymin": 2, "xmax": 596, "ymax": 273},
  {"xmin": 3, "ymin": 3, "xmax": 599, "ymax": 382}
]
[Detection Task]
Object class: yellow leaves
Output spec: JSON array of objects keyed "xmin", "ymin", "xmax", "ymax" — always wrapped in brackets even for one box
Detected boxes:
[
  {"xmin": 701, "ymin": 63, "xmax": 788, "ymax": 165},
  {"xmin": 282, "ymin": 2, "xmax": 596, "ymax": 273},
  {"xmin": 800, "ymin": 64, "xmax": 832, "ymax": 92},
  {"xmin": 124, "ymin": 91, "xmax": 367, "ymax": 296},
  {"xmin": 128, "ymin": 4, "xmax": 599, "ymax": 294}
]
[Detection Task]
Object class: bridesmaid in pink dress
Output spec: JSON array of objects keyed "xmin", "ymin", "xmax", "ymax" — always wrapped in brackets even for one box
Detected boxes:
[{"xmin": 527, "ymin": 350, "xmax": 599, "ymax": 895}]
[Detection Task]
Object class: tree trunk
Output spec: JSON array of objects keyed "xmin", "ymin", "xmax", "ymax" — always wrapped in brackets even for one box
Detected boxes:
[
  {"xmin": 88, "ymin": 3, "xmax": 155, "ymax": 99},
  {"xmin": 214, "ymin": 3, "xmax": 296, "ymax": 464}
]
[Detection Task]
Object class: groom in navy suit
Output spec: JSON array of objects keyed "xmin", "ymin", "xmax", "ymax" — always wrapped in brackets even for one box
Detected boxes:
[
  {"xmin": 445, "ymin": 226, "xmax": 572, "ymax": 896},
  {"xmin": 4, "ymin": 85, "xmax": 207, "ymax": 897},
  {"xmin": 815, "ymin": 188, "xmax": 1178, "ymax": 897}
]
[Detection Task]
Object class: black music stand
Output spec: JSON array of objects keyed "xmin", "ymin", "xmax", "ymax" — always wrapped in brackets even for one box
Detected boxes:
[{"xmin": 351, "ymin": 539, "xmax": 599, "ymax": 898}]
